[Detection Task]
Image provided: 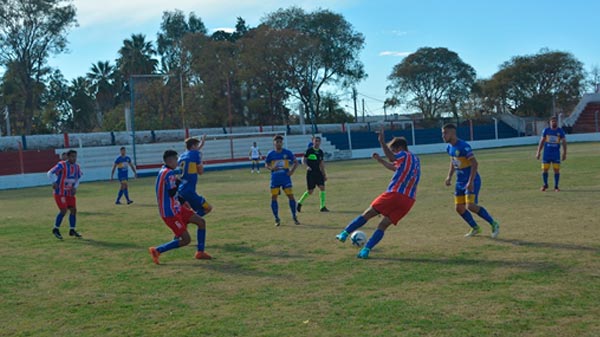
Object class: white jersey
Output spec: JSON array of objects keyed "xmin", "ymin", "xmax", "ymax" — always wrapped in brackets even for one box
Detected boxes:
[{"xmin": 250, "ymin": 146, "xmax": 260, "ymax": 159}]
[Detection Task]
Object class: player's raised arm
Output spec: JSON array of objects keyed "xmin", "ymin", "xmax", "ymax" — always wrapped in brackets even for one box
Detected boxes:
[
  {"xmin": 198, "ymin": 134, "xmax": 207, "ymax": 150},
  {"xmin": 377, "ymin": 127, "xmax": 396, "ymax": 162}
]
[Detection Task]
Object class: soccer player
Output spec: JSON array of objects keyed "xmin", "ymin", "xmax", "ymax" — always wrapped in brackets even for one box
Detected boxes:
[
  {"xmin": 60, "ymin": 152, "xmax": 68, "ymax": 161},
  {"xmin": 249, "ymin": 141, "xmax": 262, "ymax": 173},
  {"xmin": 297, "ymin": 136, "xmax": 329, "ymax": 212},
  {"xmin": 536, "ymin": 116, "xmax": 567, "ymax": 192},
  {"xmin": 442, "ymin": 124, "xmax": 500, "ymax": 238},
  {"xmin": 149, "ymin": 150, "xmax": 212, "ymax": 264},
  {"xmin": 335, "ymin": 128, "xmax": 420, "ymax": 259},
  {"xmin": 178, "ymin": 136, "xmax": 213, "ymax": 217},
  {"xmin": 47, "ymin": 149, "xmax": 83, "ymax": 239},
  {"xmin": 265, "ymin": 134, "xmax": 299, "ymax": 226},
  {"xmin": 110, "ymin": 147, "xmax": 137, "ymax": 204}
]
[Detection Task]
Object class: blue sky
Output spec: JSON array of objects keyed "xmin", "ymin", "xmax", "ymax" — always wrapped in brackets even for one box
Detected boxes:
[{"xmin": 48, "ymin": 0, "xmax": 599, "ymax": 116}]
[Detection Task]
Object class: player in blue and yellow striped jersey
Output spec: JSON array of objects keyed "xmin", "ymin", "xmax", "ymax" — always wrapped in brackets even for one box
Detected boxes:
[
  {"xmin": 536, "ymin": 116, "xmax": 567, "ymax": 192},
  {"xmin": 265, "ymin": 135, "xmax": 299, "ymax": 226},
  {"xmin": 442, "ymin": 124, "xmax": 500, "ymax": 238},
  {"xmin": 178, "ymin": 136, "xmax": 213, "ymax": 217}
]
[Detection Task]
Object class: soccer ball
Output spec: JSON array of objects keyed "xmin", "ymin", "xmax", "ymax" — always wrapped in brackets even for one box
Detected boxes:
[{"xmin": 350, "ymin": 231, "xmax": 367, "ymax": 247}]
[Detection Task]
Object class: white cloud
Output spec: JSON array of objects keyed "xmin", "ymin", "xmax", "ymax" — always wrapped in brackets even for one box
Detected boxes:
[
  {"xmin": 73, "ymin": 0, "xmax": 352, "ymax": 28},
  {"xmin": 379, "ymin": 51, "xmax": 411, "ymax": 57},
  {"xmin": 390, "ymin": 30, "xmax": 408, "ymax": 37}
]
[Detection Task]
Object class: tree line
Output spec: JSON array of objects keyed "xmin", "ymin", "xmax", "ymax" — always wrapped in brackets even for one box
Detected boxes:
[{"xmin": 0, "ymin": 0, "xmax": 598, "ymax": 135}]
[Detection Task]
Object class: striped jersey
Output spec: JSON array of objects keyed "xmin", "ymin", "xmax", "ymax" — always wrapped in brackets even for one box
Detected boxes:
[
  {"xmin": 156, "ymin": 165, "xmax": 181, "ymax": 218},
  {"xmin": 48, "ymin": 161, "xmax": 82, "ymax": 196},
  {"xmin": 386, "ymin": 151, "xmax": 421, "ymax": 199}
]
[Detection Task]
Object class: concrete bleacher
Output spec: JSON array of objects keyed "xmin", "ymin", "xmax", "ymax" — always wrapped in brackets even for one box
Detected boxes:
[
  {"xmin": 52, "ymin": 134, "xmax": 337, "ymax": 178},
  {"xmin": 571, "ymin": 102, "xmax": 600, "ymax": 133},
  {"xmin": 322, "ymin": 122, "xmax": 519, "ymax": 150}
]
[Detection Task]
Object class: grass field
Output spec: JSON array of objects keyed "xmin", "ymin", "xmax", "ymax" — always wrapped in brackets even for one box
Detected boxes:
[{"xmin": 1, "ymin": 143, "xmax": 600, "ymax": 337}]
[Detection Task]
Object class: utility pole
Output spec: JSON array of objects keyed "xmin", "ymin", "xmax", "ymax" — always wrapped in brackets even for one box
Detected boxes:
[
  {"xmin": 352, "ymin": 88, "xmax": 358, "ymax": 123},
  {"xmin": 362, "ymin": 98, "xmax": 365, "ymax": 123}
]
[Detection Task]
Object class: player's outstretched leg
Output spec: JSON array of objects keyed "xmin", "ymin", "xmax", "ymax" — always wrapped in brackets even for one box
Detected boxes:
[
  {"xmin": 337, "ymin": 208, "xmax": 378, "ymax": 242},
  {"xmin": 357, "ymin": 220, "xmax": 392, "ymax": 259},
  {"xmin": 192, "ymin": 214, "xmax": 212, "ymax": 260}
]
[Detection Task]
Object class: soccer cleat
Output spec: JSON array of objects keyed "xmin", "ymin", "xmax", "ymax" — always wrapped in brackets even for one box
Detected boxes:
[
  {"xmin": 357, "ymin": 247, "xmax": 370, "ymax": 259},
  {"xmin": 52, "ymin": 228, "xmax": 63, "ymax": 240},
  {"xmin": 336, "ymin": 231, "xmax": 349, "ymax": 243},
  {"xmin": 540, "ymin": 185, "xmax": 548, "ymax": 192},
  {"xmin": 127, "ymin": 200, "xmax": 134, "ymax": 204},
  {"xmin": 275, "ymin": 218, "xmax": 281, "ymax": 227},
  {"xmin": 149, "ymin": 247, "xmax": 160, "ymax": 265},
  {"xmin": 69, "ymin": 229, "xmax": 82, "ymax": 238},
  {"xmin": 464, "ymin": 226, "xmax": 481, "ymax": 237},
  {"xmin": 554, "ymin": 188, "xmax": 560, "ymax": 192},
  {"xmin": 491, "ymin": 221, "xmax": 500, "ymax": 239},
  {"xmin": 296, "ymin": 203, "xmax": 302, "ymax": 213},
  {"xmin": 320, "ymin": 207, "xmax": 330, "ymax": 212},
  {"xmin": 293, "ymin": 217, "xmax": 300, "ymax": 225},
  {"xmin": 195, "ymin": 251, "xmax": 212, "ymax": 260},
  {"xmin": 115, "ymin": 201, "xmax": 122, "ymax": 205}
]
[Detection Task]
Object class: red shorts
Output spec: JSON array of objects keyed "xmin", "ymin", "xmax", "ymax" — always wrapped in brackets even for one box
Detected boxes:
[
  {"xmin": 371, "ymin": 192, "xmax": 415, "ymax": 225},
  {"xmin": 161, "ymin": 206, "xmax": 196, "ymax": 237},
  {"xmin": 54, "ymin": 194, "xmax": 76, "ymax": 209}
]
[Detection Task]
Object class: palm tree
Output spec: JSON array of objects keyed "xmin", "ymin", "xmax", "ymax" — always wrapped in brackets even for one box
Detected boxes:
[
  {"xmin": 87, "ymin": 61, "xmax": 116, "ymax": 128},
  {"xmin": 116, "ymin": 34, "xmax": 158, "ymax": 79}
]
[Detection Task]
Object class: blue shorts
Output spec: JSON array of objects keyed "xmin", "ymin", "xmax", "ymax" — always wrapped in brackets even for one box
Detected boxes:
[
  {"xmin": 454, "ymin": 176, "xmax": 481, "ymax": 205},
  {"xmin": 270, "ymin": 175, "xmax": 293, "ymax": 190},
  {"xmin": 542, "ymin": 154, "xmax": 560, "ymax": 164},
  {"xmin": 178, "ymin": 190, "xmax": 210, "ymax": 216},
  {"xmin": 118, "ymin": 175, "xmax": 128, "ymax": 182}
]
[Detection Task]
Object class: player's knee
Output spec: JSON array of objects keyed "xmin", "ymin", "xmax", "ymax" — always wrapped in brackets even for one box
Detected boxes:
[
  {"xmin": 179, "ymin": 234, "xmax": 191, "ymax": 246},
  {"xmin": 467, "ymin": 203, "xmax": 479, "ymax": 213},
  {"xmin": 455, "ymin": 204, "xmax": 466, "ymax": 213}
]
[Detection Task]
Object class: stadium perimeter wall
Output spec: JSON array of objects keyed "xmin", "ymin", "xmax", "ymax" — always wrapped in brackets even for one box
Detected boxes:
[{"xmin": 1, "ymin": 133, "xmax": 598, "ymax": 190}]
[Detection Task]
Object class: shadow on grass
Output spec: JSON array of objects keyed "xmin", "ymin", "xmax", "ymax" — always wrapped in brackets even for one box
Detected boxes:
[
  {"xmin": 210, "ymin": 242, "xmax": 307, "ymax": 259},
  {"xmin": 69, "ymin": 238, "xmax": 142, "ymax": 249},
  {"xmin": 374, "ymin": 256, "xmax": 561, "ymax": 271},
  {"xmin": 493, "ymin": 238, "xmax": 600, "ymax": 253}
]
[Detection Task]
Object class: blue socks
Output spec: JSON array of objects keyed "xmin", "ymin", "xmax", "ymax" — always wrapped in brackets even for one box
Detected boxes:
[
  {"xmin": 542, "ymin": 172, "xmax": 549, "ymax": 187},
  {"xmin": 289, "ymin": 199, "xmax": 297, "ymax": 217},
  {"xmin": 124, "ymin": 189, "xmax": 130, "ymax": 201},
  {"xmin": 476, "ymin": 207, "xmax": 494, "ymax": 225},
  {"xmin": 460, "ymin": 211, "xmax": 478, "ymax": 228},
  {"xmin": 117, "ymin": 190, "xmax": 123, "ymax": 202},
  {"xmin": 157, "ymin": 239, "xmax": 180, "ymax": 253},
  {"xmin": 366, "ymin": 229, "xmax": 385, "ymax": 249},
  {"xmin": 54, "ymin": 213, "xmax": 65, "ymax": 228},
  {"xmin": 69, "ymin": 214, "xmax": 76, "ymax": 229},
  {"xmin": 554, "ymin": 173, "xmax": 560, "ymax": 188},
  {"xmin": 271, "ymin": 200, "xmax": 279, "ymax": 219},
  {"xmin": 345, "ymin": 215, "xmax": 367, "ymax": 233},
  {"xmin": 197, "ymin": 229, "xmax": 206, "ymax": 251}
]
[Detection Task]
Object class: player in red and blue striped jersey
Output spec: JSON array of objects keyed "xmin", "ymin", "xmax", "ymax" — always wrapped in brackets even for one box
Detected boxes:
[
  {"xmin": 148, "ymin": 150, "xmax": 212, "ymax": 265},
  {"xmin": 536, "ymin": 116, "xmax": 567, "ymax": 192},
  {"xmin": 442, "ymin": 124, "xmax": 499, "ymax": 238},
  {"xmin": 336, "ymin": 128, "xmax": 421, "ymax": 259},
  {"xmin": 110, "ymin": 147, "xmax": 137, "ymax": 204},
  {"xmin": 47, "ymin": 149, "xmax": 83, "ymax": 239}
]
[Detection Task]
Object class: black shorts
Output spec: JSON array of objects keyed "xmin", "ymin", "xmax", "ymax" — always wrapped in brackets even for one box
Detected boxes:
[{"xmin": 306, "ymin": 171, "xmax": 325, "ymax": 190}]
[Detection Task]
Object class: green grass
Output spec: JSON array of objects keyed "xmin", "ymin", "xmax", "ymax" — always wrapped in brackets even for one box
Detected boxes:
[{"xmin": 1, "ymin": 143, "xmax": 600, "ymax": 337}]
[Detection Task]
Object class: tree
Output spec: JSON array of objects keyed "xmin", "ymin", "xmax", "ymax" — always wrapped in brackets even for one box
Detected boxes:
[
  {"xmin": 87, "ymin": 61, "xmax": 117, "ymax": 128},
  {"xmin": 0, "ymin": 0, "xmax": 77, "ymax": 134},
  {"xmin": 386, "ymin": 47, "xmax": 476, "ymax": 119},
  {"xmin": 262, "ymin": 7, "xmax": 366, "ymax": 124},
  {"xmin": 587, "ymin": 65, "xmax": 600, "ymax": 93},
  {"xmin": 116, "ymin": 34, "xmax": 158, "ymax": 80},
  {"xmin": 40, "ymin": 69, "xmax": 70, "ymax": 132},
  {"xmin": 68, "ymin": 76, "xmax": 95, "ymax": 132},
  {"xmin": 157, "ymin": 10, "xmax": 207, "ymax": 73},
  {"xmin": 483, "ymin": 49, "xmax": 585, "ymax": 117}
]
